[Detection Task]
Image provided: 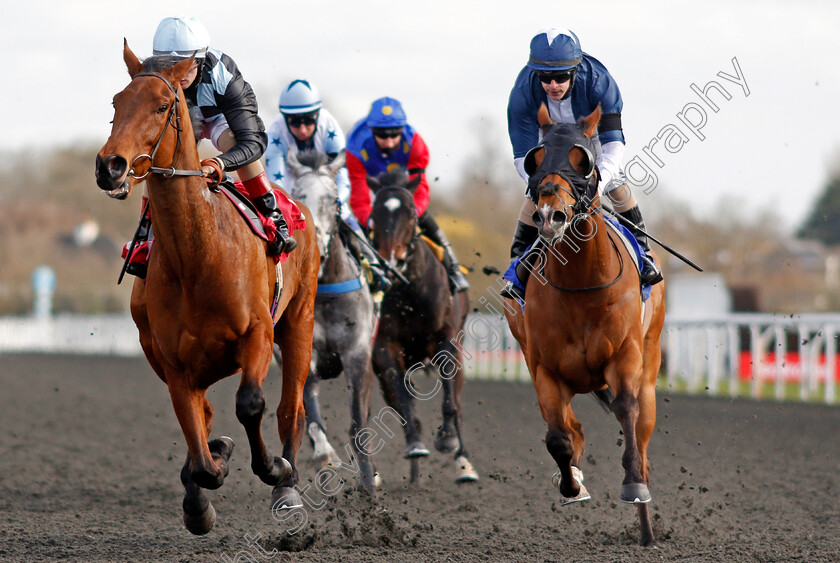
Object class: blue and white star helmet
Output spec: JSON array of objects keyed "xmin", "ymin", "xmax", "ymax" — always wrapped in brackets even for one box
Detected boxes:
[
  {"xmin": 527, "ymin": 28, "xmax": 582, "ymax": 71},
  {"xmin": 279, "ymin": 80, "xmax": 322, "ymax": 115},
  {"xmin": 152, "ymin": 16, "xmax": 210, "ymax": 59}
]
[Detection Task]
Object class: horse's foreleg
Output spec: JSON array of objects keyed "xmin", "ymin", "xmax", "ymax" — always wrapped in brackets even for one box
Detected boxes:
[
  {"xmin": 236, "ymin": 331, "xmax": 292, "ymax": 488},
  {"xmin": 533, "ymin": 366, "xmax": 588, "ymax": 503},
  {"xmin": 372, "ymin": 344, "xmax": 427, "ymax": 459},
  {"xmin": 435, "ymin": 346, "xmax": 478, "ymax": 483},
  {"xmin": 347, "ymin": 361, "xmax": 377, "ymax": 490}
]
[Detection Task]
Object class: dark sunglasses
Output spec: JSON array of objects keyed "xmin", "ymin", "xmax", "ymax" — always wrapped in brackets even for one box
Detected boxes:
[
  {"xmin": 286, "ymin": 114, "xmax": 317, "ymax": 127},
  {"xmin": 537, "ymin": 70, "xmax": 573, "ymax": 84},
  {"xmin": 372, "ymin": 129, "xmax": 403, "ymax": 140}
]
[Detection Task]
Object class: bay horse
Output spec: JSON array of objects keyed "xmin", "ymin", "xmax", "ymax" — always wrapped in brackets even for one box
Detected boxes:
[
  {"xmin": 504, "ymin": 104, "xmax": 665, "ymax": 546},
  {"xmin": 277, "ymin": 150, "xmax": 379, "ymax": 490},
  {"xmin": 94, "ymin": 43, "xmax": 319, "ymax": 534},
  {"xmin": 367, "ymin": 170, "xmax": 478, "ymax": 484}
]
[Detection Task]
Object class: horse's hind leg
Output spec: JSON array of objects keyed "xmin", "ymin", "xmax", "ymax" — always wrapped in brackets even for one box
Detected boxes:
[
  {"xmin": 271, "ymin": 303, "xmax": 315, "ymax": 510},
  {"xmin": 302, "ymin": 373, "xmax": 337, "ymax": 466},
  {"xmin": 435, "ymin": 354, "xmax": 478, "ymax": 483}
]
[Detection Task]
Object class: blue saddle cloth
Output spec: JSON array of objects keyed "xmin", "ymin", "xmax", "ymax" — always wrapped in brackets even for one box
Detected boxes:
[{"xmin": 503, "ymin": 216, "xmax": 653, "ymax": 302}]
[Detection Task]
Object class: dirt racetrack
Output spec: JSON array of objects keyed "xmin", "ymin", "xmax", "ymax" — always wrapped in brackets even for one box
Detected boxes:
[{"xmin": 1, "ymin": 353, "xmax": 839, "ymax": 562}]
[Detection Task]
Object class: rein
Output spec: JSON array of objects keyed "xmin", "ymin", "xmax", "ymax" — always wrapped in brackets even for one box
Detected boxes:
[
  {"xmin": 127, "ymin": 72, "xmax": 205, "ymax": 181},
  {"xmin": 538, "ymin": 190, "xmax": 625, "ymax": 293}
]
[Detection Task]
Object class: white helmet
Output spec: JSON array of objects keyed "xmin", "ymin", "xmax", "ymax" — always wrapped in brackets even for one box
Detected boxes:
[
  {"xmin": 279, "ymin": 80, "xmax": 322, "ymax": 115},
  {"xmin": 152, "ymin": 16, "xmax": 210, "ymax": 59}
]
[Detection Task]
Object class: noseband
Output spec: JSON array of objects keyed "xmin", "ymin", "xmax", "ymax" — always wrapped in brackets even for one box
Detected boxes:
[{"xmin": 127, "ymin": 72, "xmax": 205, "ymax": 181}]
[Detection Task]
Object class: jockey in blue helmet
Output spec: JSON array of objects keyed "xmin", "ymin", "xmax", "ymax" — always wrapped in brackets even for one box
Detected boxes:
[
  {"xmin": 346, "ymin": 97, "xmax": 469, "ymax": 293},
  {"xmin": 502, "ymin": 28, "xmax": 663, "ymax": 300}
]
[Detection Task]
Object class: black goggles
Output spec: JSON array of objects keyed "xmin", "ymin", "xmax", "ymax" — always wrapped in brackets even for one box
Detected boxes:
[
  {"xmin": 372, "ymin": 127, "xmax": 403, "ymax": 140},
  {"xmin": 537, "ymin": 70, "xmax": 574, "ymax": 84},
  {"xmin": 286, "ymin": 113, "xmax": 318, "ymax": 127}
]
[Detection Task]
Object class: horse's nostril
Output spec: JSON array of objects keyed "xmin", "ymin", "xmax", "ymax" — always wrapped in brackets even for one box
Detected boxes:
[{"xmin": 551, "ymin": 210, "xmax": 566, "ymax": 224}]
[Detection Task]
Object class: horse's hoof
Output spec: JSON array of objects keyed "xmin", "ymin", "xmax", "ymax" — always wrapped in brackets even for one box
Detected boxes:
[
  {"xmin": 271, "ymin": 486, "xmax": 304, "ymax": 511},
  {"xmin": 553, "ymin": 466, "xmax": 591, "ymax": 505},
  {"xmin": 434, "ymin": 434, "xmax": 460, "ymax": 454},
  {"xmin": 258, "ymin": 456, "xmax": 293, "ymax": 486},
  {"xmin": 373, "ymin": 472, "xmax": 382, "ymax": 488},
  {"xmin": 454, "ymin": 456, "xmax": 479, "ymax": 483},
  {"xmin": 403, "ymin": 442, "xmax": 430, "ymax": 459},
  {"xmin": 183, "ymin": 502, "xmax": 216, "ymax": 535},
  {"xmin": 620, "ymin": 482, "xmax": 651, "ymax": 504},
  {"xmin": 209, "ymin": 436, "xmax": 235, "ymax": 462}
]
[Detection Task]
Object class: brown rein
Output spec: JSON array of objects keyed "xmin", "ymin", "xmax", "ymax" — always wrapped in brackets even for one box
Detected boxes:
[{"xmin": 537, "ymin": 188, "xmax": 625, "ymax": 292}]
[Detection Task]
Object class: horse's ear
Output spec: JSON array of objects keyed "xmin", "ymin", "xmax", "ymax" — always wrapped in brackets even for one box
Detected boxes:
[
  {"xmin": 568, "ymin": 145, "xmax": 595, "ymax": 178},
  {"xmin": 123, "ymin": 39, "xmax": 143, "ymax": 78},
  {"xmin": 285, "ymin": 150, "xmax": 306, "ymax": 177},
  {"xmin": 326, "ymin": 151, "xmax": 346, "ymax": 177},
  {"xmin": 537, "ymin": 103, "xmax": 553, "ymax": 128},
  {"xmin": 524, "ymin": 146, "xmax": 545, "ymax": 176},
  {"xmin": 366, "ymin": 175, "xmax": 382, "ymax": 193},
  {"xmin": 581, "ymin": 105, "xmax": 601, "ymax": 139},
  {"xmin": 167, "ymin": 56, "xmax": 196, "ymax": 86},
  {"xmin": 406, "ymin": 173, "xmax": 422, "ymax": 194}
]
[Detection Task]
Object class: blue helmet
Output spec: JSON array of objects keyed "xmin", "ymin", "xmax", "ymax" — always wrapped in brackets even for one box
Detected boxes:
[
  {"xmin": 279, "ymin": 79, "xmax": 321, "ymax": 115},
  {"xmin": 527, "ymin": 28, "xmax": 582, "ymax": 72},
  {"xmin": 366, "ymin": 97, "xmax": 407, "ymax": 128}
]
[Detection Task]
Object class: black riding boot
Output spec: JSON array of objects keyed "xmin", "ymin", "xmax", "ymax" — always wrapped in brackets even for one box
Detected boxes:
[
  {"xmin": 125, "ymin": 197, "xmax": 152, "ymax": 278},
  {"xmin": 418, "ymin": 213, "xmax": 469, "ymax": 293},
  {"xmin": 618, "ymin": 205, "xmax": 663, "ymax": 286},
  {"xmin": 340, "ymin": 220, "xmax": 392, "ymax": 294},
  {"xmin": 256, "ymin": 191, "xmax": 298, "ymax": 255},
  {"xmin": 500, "ymin": 221, "xmax": 539, "ymax": 300}
]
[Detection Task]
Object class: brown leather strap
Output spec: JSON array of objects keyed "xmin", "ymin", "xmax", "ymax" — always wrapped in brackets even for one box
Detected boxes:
[{"xmin": 200, "ymin": 158, "xmax": 224, "ymax": 188}]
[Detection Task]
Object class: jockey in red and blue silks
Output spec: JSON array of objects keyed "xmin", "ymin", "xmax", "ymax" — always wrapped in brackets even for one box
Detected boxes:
[
  {"xmin": 501, "ymin": 28, "xmax": 663, "ymax": 301},
  {"xmin": 346, "ymin": 97, "xmax": 469, "ymax": 293}
]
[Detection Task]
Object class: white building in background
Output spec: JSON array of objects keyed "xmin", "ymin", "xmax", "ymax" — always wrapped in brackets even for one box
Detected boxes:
[{"xmin": 666, "ymin": 273, "xmax": 732, "ymax": 321}]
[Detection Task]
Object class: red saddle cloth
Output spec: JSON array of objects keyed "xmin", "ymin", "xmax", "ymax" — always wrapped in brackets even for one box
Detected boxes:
[
  {"xmin": 231, "ymin": 182, "xmax": 306, "ymax": 264},
  {"xmin": 122, "ymin": 185, "xmax": 306, "ymax": 270}
]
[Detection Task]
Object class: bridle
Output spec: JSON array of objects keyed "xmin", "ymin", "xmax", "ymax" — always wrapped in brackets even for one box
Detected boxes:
[
  {"xmin": 371, "ymin": 186, "xmax": 419, "ymax": 276},
  {"xmin": 126, "ymin": 72, "xmax": 205, "ymax": 181},
  {"xmin": 536, "ymin": 179, "xmax": 625, "ymax": 293}
]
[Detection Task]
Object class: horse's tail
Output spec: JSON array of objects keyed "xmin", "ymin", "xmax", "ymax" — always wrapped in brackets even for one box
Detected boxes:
[{"xmin": 590, "ymin": 388, "xmax": 614, "ymax": 413}]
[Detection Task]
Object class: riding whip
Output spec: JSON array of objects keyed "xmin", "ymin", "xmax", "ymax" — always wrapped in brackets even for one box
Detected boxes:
[
  {"xmin": 341, "ymin": 219, "xmax": 411, "ymax": 285},
  {"xmin": 602, "ymin": 208, "xmax": 703, "ymax": 272},
  {"xmin": 118, "ymin": 199, "xmax": 151, "ymax": 285}
]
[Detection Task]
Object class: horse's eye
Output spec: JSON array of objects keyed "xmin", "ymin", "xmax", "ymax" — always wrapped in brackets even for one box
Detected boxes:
[{"xmin": 156, "ymin": 104, "xmax": 168, "ymax": 114}]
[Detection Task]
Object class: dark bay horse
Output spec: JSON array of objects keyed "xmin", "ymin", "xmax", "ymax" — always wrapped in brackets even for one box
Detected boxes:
[
  {"xmin": 504, "ymin": 104, "xmax": 665, "ymax": 545},
  {"xmin": 94, "ymin": 43, "xmax": 319, "ymax": 534},
  {"xmin": 278, "ymin": 150, "xmax": 379, "ymax": 490},
  {"xmin": 367, "ymin": 171, "xmax": 478, "ymax": 483}
]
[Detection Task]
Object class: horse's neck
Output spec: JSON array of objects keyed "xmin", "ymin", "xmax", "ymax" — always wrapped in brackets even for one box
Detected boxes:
[
  {"xmin": 320, "ymin": 228, "xmax": 358, "ymax": 283},
  {"xmin": 544, "ymin": 214, "xmax": 617, "ymax": 284}
]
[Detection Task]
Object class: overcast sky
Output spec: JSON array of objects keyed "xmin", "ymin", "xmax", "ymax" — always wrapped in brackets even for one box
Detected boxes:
[{"xmin": 3, "ymin": 0, "xmax": 839, "ymax": 232}]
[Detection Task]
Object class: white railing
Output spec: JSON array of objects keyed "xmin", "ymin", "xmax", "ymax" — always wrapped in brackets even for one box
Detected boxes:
[{"xmin": 2, "ymin": 313, "xmax": 837, "ymax": 404}]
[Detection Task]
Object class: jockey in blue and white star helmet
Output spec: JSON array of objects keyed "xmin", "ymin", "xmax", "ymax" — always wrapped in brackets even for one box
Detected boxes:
[{"xmin": 265, "ymin": 80, "xmax": 351, "ymax": 221}]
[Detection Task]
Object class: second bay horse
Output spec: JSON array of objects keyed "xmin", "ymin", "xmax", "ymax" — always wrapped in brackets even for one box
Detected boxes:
[{"xmin": 504, "ymin": 104, "xmax": 665, "ymax": 545}]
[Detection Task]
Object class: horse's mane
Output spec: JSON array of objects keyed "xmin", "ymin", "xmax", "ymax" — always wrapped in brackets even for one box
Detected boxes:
[
  {"xmin": 376, "ymin": 169, "xmax": 410, "ymax": 189},
  {"xmin": 296, "ymin": 151, "xmax": 329, "ymax": 170}
]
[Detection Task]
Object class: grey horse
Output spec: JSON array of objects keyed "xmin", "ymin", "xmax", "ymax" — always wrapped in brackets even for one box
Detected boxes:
[{"xmin": 274, "ymin": 150, "xmax": 379, "ymax": 490}]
